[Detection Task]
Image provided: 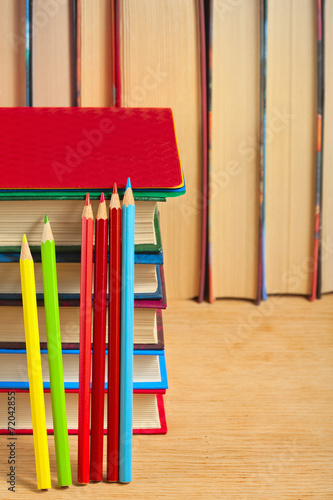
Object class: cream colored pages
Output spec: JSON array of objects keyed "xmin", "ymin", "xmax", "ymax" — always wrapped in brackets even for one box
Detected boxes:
[
  {"xmin": 210, "ymin": 0, "xmax": 260, "ymax": 299},
  {"xmin": 0, "ymin": 0, "xmax": 25, "ymax": 105},
  {"xmin": 266, "ymin": 0, "xmax": 317, "ymax": 294},
  {"xmin": 0, "ymin": 263, "xmax": 157, "ymax": 295},
  {"xmin": 0, "ymin": 306, "xmax": 157, "ymax": 345},
  {"xmin": 32, "ymin": 0, "xmax": 72, "ymax": 105},
  {"xmin": 322, "ymin": 1, "xmax": 333, "ymax": 293},
  {"xmin": 120, "ymin": 0, "xmax": 202, "ymax": 299},
  {"xmin": 81, "ymin": 0, "xmax": 114, "ymax": 106}
]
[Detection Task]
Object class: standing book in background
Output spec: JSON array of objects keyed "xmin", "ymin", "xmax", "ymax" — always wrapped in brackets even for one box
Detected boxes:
[
  {"xmin": 32, "ymin": 0, "xmax": 72, "ymax": 106},
  {"xmin": 198, "ymin": 0, "xmax": 208, "ymax": 303},
  {"xmin": 265, "ymin": 0, "xmax": 317, "ymax": 296},
  {"xmin": 208, "ymin": 0, "xmax": 260, "ymax": 301},
  {"xmin": 258, "ymin": 0, "xmax": 268, "ymax": 303},
  {"xmin": 0, "ymin": 0, "xmax": 26, "ymax": 106},
  {"xmin": 25, "ymin": 0, "xmax": 32, "ymax": 106},
  {"xmin": 311, "ymin": 0, "xmax": 324, "ymax": 301},
  {"xmin": 118, "ymin": 0, "xmax": 204, "ymax": 299},
  {"xmin": 322, "ymin": 1, "xmax": 333, "ymax": 295},
  {"xmin": 80, "ymin": 0, "xmax": 115, "ymax": 106}
]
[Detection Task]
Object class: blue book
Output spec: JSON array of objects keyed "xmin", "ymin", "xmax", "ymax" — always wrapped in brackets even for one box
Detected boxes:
[
  {"xmin": 0, "ymin": 349, "xmax": 168, "ymax": 391},
  {"xmin": 0, "ymin": 250, "xmax": 163, "ymax": 265}
]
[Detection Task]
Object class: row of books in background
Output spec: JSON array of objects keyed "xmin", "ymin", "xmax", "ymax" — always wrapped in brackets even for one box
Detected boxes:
[
  {"xmin": 1, "ymin": 1, "xmax": 333, "ymax": 302},
  {"xmin": 0, "ymin": 107, "xmax": 185, "ymax": 437}
]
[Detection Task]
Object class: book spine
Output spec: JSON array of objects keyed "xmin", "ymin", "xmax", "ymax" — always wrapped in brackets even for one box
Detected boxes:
[
  {"xmin": 257, "ymin": 0, "xmax": 268, "ymax": 304},
  {"xmin": 208, "ymin": 0, "xmax": 214, "ymax": 303},
  {"xmin": 198, "ymin": 0, "xmax": 208, "ymax": 303},
  {"xmin": 311, "ymin": 0, "xmax": 325, "ymax": 301},
  {"xmin": 115, "ymin": 0, "xmax": 121, "ymax": 107}
]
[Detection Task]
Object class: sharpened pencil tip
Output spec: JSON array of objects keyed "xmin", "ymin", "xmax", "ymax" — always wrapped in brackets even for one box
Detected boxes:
[
  {"xmin": 126, "ymin": 178, "xmax": 131, "ymax": 189},
  {"xmin": 100, "ymin": 192, "xmax": 105, "ymax": 203},
  {"xmin": 113, "ymin": 183, "xmax": 118, "ymax": 194},
  {"xmin": 22, "ymin": 234, "xmax": 27, "ymax": 244},
  {"xmin": 85, "ymin": 193, "xmax": 91, "ymax": 206},
  {"xmin": 44, "ymin": 214, "xmax": 49, "ymax": 224}
]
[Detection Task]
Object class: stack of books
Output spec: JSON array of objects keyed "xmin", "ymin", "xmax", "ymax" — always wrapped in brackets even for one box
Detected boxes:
[{"xmin": 0, "ymin": 106, "xmax": 185, "ymax": 436}]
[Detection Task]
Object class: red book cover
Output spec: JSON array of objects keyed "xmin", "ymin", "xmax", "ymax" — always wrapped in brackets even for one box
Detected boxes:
[
  {"xmin": 0, "ymin": 389, "xmax": 167, "ymax": 435},
  {"xmin": 0, "ymin": 107, "xmax": 184, "ymax": 193}
]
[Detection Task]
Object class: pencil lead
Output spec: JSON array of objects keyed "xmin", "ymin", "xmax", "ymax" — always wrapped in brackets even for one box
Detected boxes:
[
  {"xmin": 22, "ymin": 234, "xmax": 28, "ymax": 244},
  {"xmin": 113, "ymin": 183, "xmax": 118, "ymax": 194},
  {"xmin": 85, "ymin": 193, "xmax": 91, "ymax": 206},
  {"xmin": 126, "ymin": 178, "xmax": 131, "ymax": 189},
  {"xmin": 100, "ymin": 192, "xmax": 105, "ymax": 203},
  {"xmin": 44, "ymin": 214, "xmax": 49, "ymax": 224}
]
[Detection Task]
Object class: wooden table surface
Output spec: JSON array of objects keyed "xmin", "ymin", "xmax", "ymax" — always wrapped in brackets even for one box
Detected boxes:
[{"xmin": 0, "ymin": 296, "xmax": 332, "ymax": 499}]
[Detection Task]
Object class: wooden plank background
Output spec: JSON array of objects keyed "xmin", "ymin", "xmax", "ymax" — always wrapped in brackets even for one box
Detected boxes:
[{"xmin": 0, "ymin": 296, "xmax": 332, "ymax": 498}]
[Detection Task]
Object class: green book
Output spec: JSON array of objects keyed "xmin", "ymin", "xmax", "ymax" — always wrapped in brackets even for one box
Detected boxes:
[{"xmin": 0, "ymin": 203, "xmax": 162, "ymax": 257}]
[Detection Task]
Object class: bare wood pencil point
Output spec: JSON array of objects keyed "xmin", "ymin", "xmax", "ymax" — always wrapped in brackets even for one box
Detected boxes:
[
  {"xmin": 123, "ymin": 187, "xmax": 134, "ymax": 207},
  {"xmin": 82, "ymin": 203, "xmax": 94, "ymax": 220},
  {"xmin": 110, "ymin": 191, "xmax": 120, "ymax": 210},
  {"xmin": 20, "ymin": 235, "xmax": 33, "ymax": 261},
  {"xmin": 41, "ymin": 218, "xmax": 54, "ymax": 243},
  {"xmin": 96, "ymin": 198, "xmax": 107, "ymax": 220}
]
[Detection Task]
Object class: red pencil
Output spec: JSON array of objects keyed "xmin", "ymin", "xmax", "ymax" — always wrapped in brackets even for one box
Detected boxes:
[
  {"xmin": 90, "ymin": 193, "xmax": 108, "ymax": 481},
  {"xmin": 107, "ymin": 183, "xmax": 121, "ymax": 482},
  {"xmin": 78, "ymin": 193, "xmax": 94, "ymax": 484}
]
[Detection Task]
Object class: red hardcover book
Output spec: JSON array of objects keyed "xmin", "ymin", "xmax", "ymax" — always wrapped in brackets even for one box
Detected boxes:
[
  {"xmin": 0, "ymin": 107, "xmax": 184, "ymax": 194},
  {"xmin": 0, "ymin": 389, "xmax": 167, "ymax": 435}
]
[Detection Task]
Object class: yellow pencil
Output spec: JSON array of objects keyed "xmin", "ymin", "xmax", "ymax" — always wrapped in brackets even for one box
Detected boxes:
[{"xmin": 20, "ymin": 234, "xmax": 51, "ymax": 490}]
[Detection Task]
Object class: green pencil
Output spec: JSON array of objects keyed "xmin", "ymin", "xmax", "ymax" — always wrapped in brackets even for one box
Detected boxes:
[{"xmin": 41, "ymin": 215, "xmax": 72, "ymax": 487}]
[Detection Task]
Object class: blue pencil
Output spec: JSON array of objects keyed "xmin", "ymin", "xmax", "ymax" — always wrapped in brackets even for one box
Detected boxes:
[{"xmin": 119, "ymin": 178, "xmax": 135, "ymax": 483}]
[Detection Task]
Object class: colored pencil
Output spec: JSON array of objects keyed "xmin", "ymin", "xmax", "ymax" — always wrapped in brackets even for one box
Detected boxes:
[
  {"xmin": 41, "ymin": 216, "xmax": 72, "ymax": 487},
  {"xmin": 119, "ymin": 178, "xmax": 135, "ymax": 483},
  {"xmin": 78, "ymin": 193, "xmax": 94, "ymax": 484},
  {"xmin": 20, "ymin": 234, "xmax": 51, "ymax": 490},
  {"xmin": 90, "ymin": 194, "xmax": 108, "ymax": 481},
  {"xmin": 107, "ymin": 184, "xmax": 121, "ymax": 482}
]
